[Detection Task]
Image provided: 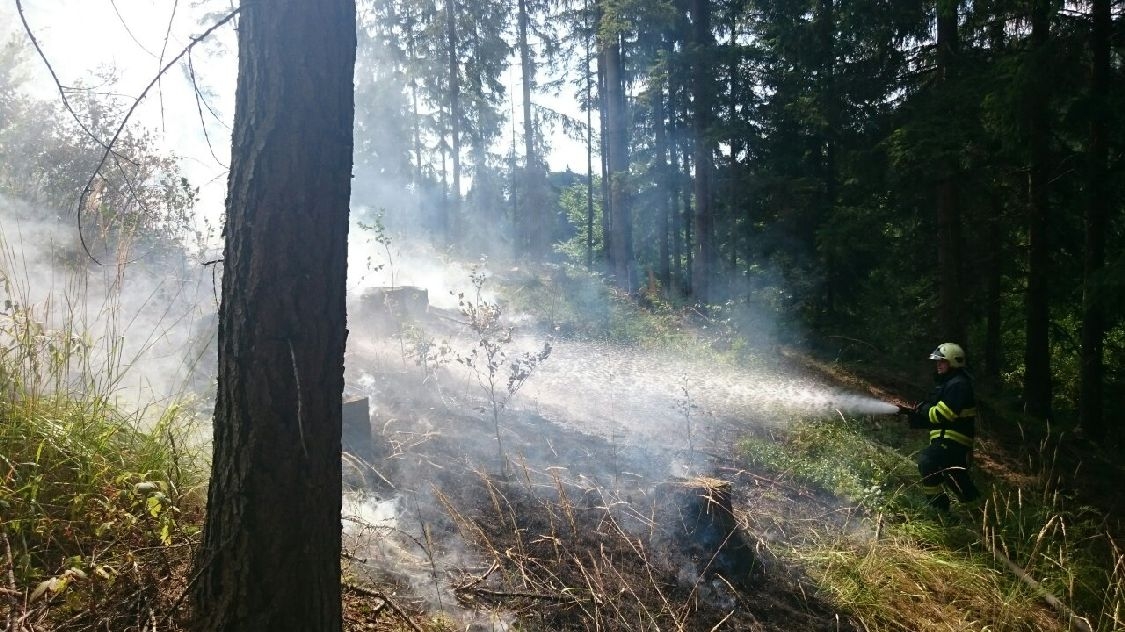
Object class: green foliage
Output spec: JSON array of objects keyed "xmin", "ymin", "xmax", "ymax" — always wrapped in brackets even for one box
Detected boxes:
[
  {"xmin": 0, "ymin": 290, "xmax": 204, "ymax": 629},
  {"xmin": 0, "ymin": 39, "xmax": 198, "ymax": 260},
  {"xmin": 357, "ymin": 209, "xmax": 396, "ymax": 287},
  {"xmin": 736, "ymin": 412, "xmax": 1124, "ymax": 630},
  {"xmin": 554, "ymin": 179, "xmax": 603, "ymax": 267},
  {"xmin": 500, "ymin": 263, "xmax": 690, "ymax": 347},
  {"xmin": 402, "ymin": 322, "xmax": 454, "ymax": 384},
  {"xmin": 738, "ymin": 417, "xmax": 919, "ymax": 515}
]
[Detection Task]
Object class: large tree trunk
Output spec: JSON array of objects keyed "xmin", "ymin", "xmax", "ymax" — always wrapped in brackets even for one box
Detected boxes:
[
  {"xmin": 654, "ymin": 74, "xmax": 671, "ymax": 289},
  {"xmin": 585, "ymin": 0, "xmax": 596, "ymax": 269},
  {"xmin": 1079, "ymin": 0, "xmax": 1109, "ymax": 440},
  {"xmin": 603, "ymin": 31, "xmax": 634, "ymax": 289},
  {"xmin": 689, "ymin": 0, "xmax": 716, "ymax": 304},
  {"xmin": 1022, "ymin": 0, "xmax": 1052, "ymax": 419},
  {"xmin": 936, "ymin": 0, "xmax": 964, "ymax": 343},
  {"xmin": 191, "ymin": 2, "xmax": 355, "ymax": 630},
  {"xmin": 815, "ymin": 0, "xmax": 839, "ymax": 319}
]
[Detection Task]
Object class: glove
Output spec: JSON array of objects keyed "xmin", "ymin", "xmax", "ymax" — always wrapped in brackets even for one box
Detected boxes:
[{"xmin": 897, "ymin": 402, "xmax": 920, "ymax": 416}]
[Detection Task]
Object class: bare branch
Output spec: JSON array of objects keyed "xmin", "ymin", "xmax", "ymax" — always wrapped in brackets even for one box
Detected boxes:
[
  {"xmin": 156, "ymin": 0, "xmax": 181, "ymax": 133},
  {"xmin": 75, "ymin": 7, "xmax": 241, "ymax": 265},
  {"xmin": 13, "ymin": 0, "xmax": 136, "ymax": 164},
  {"xmin": 187, "ymin": 52, "xmax": 230, "ymax": 168},
  {"xmin": 108, "ymin": 0, "xmax": 158, "ymax": 59}
]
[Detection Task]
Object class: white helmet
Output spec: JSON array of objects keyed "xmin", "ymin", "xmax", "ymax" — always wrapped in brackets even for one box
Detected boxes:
[{"xmin": 929, "ymin": 343, "xmax": 966, "ymax": 368}]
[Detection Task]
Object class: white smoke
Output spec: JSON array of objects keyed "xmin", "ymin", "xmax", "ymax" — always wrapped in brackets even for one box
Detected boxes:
[{"xmin": 0, "ymin": 193, "xmax": 217, "ymax": 416}]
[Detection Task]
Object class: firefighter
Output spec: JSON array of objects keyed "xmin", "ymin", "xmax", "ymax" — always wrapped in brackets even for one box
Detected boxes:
[{"xmin": 898, "ymin": 343, "xmax": 981, "ymax": 512}]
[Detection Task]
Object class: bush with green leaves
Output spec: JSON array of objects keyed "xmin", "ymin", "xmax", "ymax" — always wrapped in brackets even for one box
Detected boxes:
[{"xmin": 0, "ymin": 276, "xmax": 204, "ymax": 630}]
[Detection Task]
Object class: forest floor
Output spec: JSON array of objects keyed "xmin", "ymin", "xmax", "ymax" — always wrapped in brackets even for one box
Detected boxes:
[{"xmin": 333, "ymin": 296, "xmax": 1122, "ymax": 631}]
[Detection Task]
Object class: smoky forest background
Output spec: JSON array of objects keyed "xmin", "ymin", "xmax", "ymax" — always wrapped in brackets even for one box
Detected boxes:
[
  {"xmin": 1, "ymin": 0, "xmax": 1125, "ymax": 630},
  {"xmin": 3, "ymin": 0, "xmax": 1122, "ymax": 443},
  {"xmin": 354, "ymin": 0, "xmax": 1125, "ymax": 437}
]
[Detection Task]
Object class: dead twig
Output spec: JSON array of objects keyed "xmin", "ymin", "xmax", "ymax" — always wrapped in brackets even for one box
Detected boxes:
[
  {"xmin": 343, "ymin": 583, "xmax": 421, "ymax": 632},
  {"xmin": 453, "ymin": 560, "xmax": 499, "ymax": 591},
  {"xmin": 3, "ymin": 530, "xmax": 23, "ymax": 632},
  {"xmin": 16, "ymin": 0, "xmax": 240, "ymax": 266},
  {"xmin": 454, "ymin": 585, "xmax": 588, "ymax": 604}
]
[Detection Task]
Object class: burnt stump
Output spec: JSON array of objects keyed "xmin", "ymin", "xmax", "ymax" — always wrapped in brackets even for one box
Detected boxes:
[{"xmin": 651, "ymin": 477, "xmax": 761, "ymax": 587}]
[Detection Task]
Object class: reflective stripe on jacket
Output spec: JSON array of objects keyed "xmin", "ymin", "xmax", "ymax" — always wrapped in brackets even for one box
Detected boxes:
[{"xmin": 915, "ymin": 370, "xmax": 976, "ymax": 448}]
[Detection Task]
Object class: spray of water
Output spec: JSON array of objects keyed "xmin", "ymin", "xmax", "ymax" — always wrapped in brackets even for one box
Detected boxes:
[{"xmin": 516, "ymin": 340, "xmax": 898, "ymax": 448}]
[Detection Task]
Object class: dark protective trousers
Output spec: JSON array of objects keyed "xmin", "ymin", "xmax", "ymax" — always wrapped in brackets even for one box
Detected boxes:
[{"xmin": 917, "ymin": 440, "xmax": 980, "ymax": 511}]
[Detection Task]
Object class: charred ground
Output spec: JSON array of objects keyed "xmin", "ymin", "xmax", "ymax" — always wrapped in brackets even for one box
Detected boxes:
[
  {"xmin": 331, "ymin": 271, "xmax": 1125, "ymax": 632},
  {"xmin": 334, "ymin": 290, "xmax": 881, "ymax": 631}
]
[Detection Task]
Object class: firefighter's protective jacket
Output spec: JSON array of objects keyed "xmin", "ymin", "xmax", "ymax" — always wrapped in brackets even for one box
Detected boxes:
[{"xmin": 908, "ymin": 369, "xmax": 976, "ymax": 448}]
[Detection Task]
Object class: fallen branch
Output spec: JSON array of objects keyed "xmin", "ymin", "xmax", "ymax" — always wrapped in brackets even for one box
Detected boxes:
[
  {"xmin": 4, "ymin": 530, "xmax": 23, "ymax": 632},
  {"xmin": 453, "ymin": 585, "xmax": 588, "ymax": 604},
  {"xmin": 343, "ymin": 583, "xmax": 421, "ymax": 632},
  {"xmin": 980, "ymin": 520, "xmax": 1094, "ymax": 632},
  {"xmin": 452, "ymin": 561, "xmax": 499, "ymax": 591}
]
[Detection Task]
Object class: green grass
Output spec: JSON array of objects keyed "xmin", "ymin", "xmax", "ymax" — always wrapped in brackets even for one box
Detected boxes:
[
  {"xmin": 1, "ymin": 270, "xmax": 206, "ymax": 630},
  {"xmin": 737, "ymin": 415, "xmax": 1123, "ymax": 631}
]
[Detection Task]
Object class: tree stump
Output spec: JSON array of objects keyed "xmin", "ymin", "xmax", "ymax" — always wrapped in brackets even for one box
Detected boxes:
[
  {"xmin": 652, "ymin": 477, "xmax": 759, "ymax": 586},
  {"xmin": 342, "ymin": 397, "xmax": 376, "ymax": 488}
]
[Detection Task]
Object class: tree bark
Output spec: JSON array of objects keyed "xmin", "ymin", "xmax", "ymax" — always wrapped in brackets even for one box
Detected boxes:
[
  {"xmin": 689, "ymin": 0, "xmax": 716, "ymax": 304},
  {"xmin": 1022, "ymin": 0, "xmax": 1053, "ymax": 419},
  {"xmin": 191, "ymin": 1, "xmax": 355, "ymax": 630},
  {"xmin": 983, "ymin": 196, "xmax": 1004, "ymax": 380},
  {"xmin": 585, "ymin": 0, "xmax": 596, "ymax": 269},
  {"xmin": 446, "ymin": 0, "xmax": 462, "ymax": 244},
  {"xmin": 654, "ymin": 73, "xmax": 671, "ymax": 289},
  {"xmin": 815, "ymin": 0, "xmax": 839, "ymax": 319},
  {"xmin": 603, "ymin": 30, "xmax": 634, "ymax": 289},
  {"xmin": 936, "ymin": 0, "xmax": 964, "ymax": 343},
  {"xmin": 515, "ymin": 0, "xmax": 546, "ymax": 256},
  {"xmin": 1079, "ymin": 0, "xmax": 1109, "ymax": 439},
  {"xmin": 407, "ymin": 7, "xmax": 425, "ymax": 221}
]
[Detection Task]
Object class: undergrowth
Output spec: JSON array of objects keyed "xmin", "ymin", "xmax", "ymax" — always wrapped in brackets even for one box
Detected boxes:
[
  {"xmin": 498, "ymin": 263, "xmax": 691, "ymax": 348},
  {"xmin": 738, "ymin": 415, "xmax": 1124, "ymax": 631},
  {"xmin": 1, "ymin": 269, "xmax": 205, "ymax": 631}
]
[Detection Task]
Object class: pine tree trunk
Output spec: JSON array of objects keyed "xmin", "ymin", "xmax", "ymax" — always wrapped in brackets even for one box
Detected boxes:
[
  {"xmin": 603, "ymin": 31, "xmax": 633, "ymax": 289},
  {"xmin": 191, "ymin": 2, "xmax": 355, "ymax": 629},
  {"xmin": 446, "ymin": 0, "xmax": 462, "ymax": 244},
  {"xmin": 1079, "ymin": 0, "xmax": 1109, "ymax": 439},
  {"xmin": 585, "ymin": 0, "xmax": 596, "ymax": 270},
  {"xmin": 681, "ymin": 140, "xmax": 694, "ymax": 295},
  {"xmin": 597, "ymin": 41, "xmax": 611, "ymax": 261},
  {"xmin": 815, "ymin": 0, "xmax": 839, "ymax": 318},
  {"xmin": 518, "ymin": 0, "xmax": 539, "ymax": 255},
  {"xmin": 407, "ymin": 8, "xmax": 425, "ymax": 221},
  {"xmin": 689, "ymin": 0, "xmax": 715, "ymax": 304},
  {"xmin": 654, "ymin": 77, "xmax": 671, "ymax": 289},
  {"xmin": 984, "ymin": 196, "xmax": 1004, "ymax": 380},
  {"xmin": 936, "ymin": 0, "xmax": 964, "ymax": 343},
  {"xmin": 1022, "ymin": 0, "xmax": 1053, "ymax": 419},
  {"xmin": 669, "ymin": 124, "xmax": 683, "ymax": 294}
]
